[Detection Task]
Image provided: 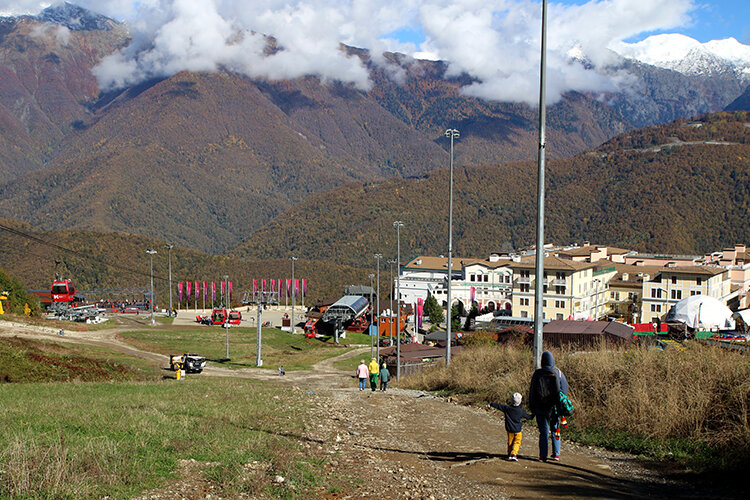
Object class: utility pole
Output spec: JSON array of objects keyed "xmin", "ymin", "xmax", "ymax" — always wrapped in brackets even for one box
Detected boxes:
[
  {"xmin": 146, "ymin": 249, "xmax": 157, "ymax": 325},
  {"xmin": 393, "ymin": 221, "xmax": 404, "ymax": 380},
  {"xmin": 445, "ymin": 128, "xmax": 460, "ymax": 365},
  {"xmin": 374, "ymin": 253, "xmax": 382, "ymax": 361},
  {"xmin": 256, "ymin": 302, "xmax": 263, "ymax": 366},
  {"xmin": 290, "ymin": 257, "xmax": 297, "ymax": 334},
  {"xmin": 533, "ymin": 0, "xmax": 549, "ymax": 369},
  {"xmin": 165, "ymin": 244, "xmax": 174, "ymax": 316},
  {"xmin": 369, "ymin": 273, "xmax": 375, "ymax": 359}
]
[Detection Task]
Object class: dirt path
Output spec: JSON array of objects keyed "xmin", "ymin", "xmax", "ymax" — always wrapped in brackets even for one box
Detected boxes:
[{"xmin": 0, "ymin": 319, "xmax": 731, "ymax": 498}]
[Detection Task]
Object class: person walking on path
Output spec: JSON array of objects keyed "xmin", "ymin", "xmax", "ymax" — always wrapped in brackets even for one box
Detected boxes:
[
  {"xmin": 489, "ymin": 392, "xmax": 534, "ymax": 461},
  {"xmin": 356, "ymin": 360, "xmax": 369, "ymax": 391},
  {"xmin": 529, "ymin": 350, "xmax": 569, "ymax": 462},
  {"xmin": 368, "ymin": 358, "xmax": 379, "ymax": 392},
  {"xmin": 379, "ymin": 362, "xmax": 390, "ymax": 391}
]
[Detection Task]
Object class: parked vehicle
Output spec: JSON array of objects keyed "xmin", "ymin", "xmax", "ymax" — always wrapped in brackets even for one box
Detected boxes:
[
  {"xmin": 169, "ymin": 353, "xmax": 206, "ymax": 373},
  {"xmin": 211, "ymin": 308, "xmax": 227, "ymax": 325},
  {"xmin": 228, "ymin": 310, "xmax": 242, "ymax": 325}
]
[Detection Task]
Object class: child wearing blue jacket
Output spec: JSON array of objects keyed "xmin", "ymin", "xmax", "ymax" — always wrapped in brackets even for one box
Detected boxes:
[{"xmin": 489, "ymin": 392, "xmax": 534, "ymax": 461}]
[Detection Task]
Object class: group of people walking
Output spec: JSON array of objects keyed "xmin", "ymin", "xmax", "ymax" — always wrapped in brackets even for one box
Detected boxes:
[
  {"xmin": 490, "ymin": 350, "xmax": 570, "ymax": 462},
  {"xmin": 356, "ymin": 358, "xmax": 390, "ymax": 391}
]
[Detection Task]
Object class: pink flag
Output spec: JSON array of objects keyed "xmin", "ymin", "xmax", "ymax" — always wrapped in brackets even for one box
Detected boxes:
[
  {"xmin": 195, "ymin": 281, "xmax": 199, "ymax": 301},
  {"xmin": 262, "ymin": 279, "xmax": 267, "ymax": 292},
  {"xmin": 295, "ymin": 279, "xmax": 299, "ymax": 295},
  {"xmin": 271, "ymin": 279, "xmax": 275, "ymax": 293},
  {"xmin": 253, "ymin": 279, "xmax": 257, "ymax": 293},
  {"xmin": 178, "ymin": 282, "xmax": 183, "ymax": 302},
  {"xmin": 212, "ymin": 282, "xmax": 216, "ymax": 302},
  {"xmin": 278, "ymin": 279, "xmax": 282, "ymax": 297},
  {"xmin": 186, "ymin": 281, "xmax": 191, "ymax": 300},
  {"xmin": 417, "ymin": 298, "xmax": 424, "ymax": 328},
  {"xmin": 229, "ymin": 282, "xmax": 233, "ymax": 301},
  {"xmin": 302, "ymin": 279, "xmax": 307, "ymax": 297},
  {"xmin": 470, "ymin": 286, "xmax": 476, "ymax": 304},
  {"xmin": 203, "ymin": 282, "xmax": 207, "ymax": 302},
  {"xmin": 221, "ymin": 281, "xmax": 225, "ymax": 298},
  {"xmin": 286, "ymin": 279, "xmax": 291, "ymax": 298}
]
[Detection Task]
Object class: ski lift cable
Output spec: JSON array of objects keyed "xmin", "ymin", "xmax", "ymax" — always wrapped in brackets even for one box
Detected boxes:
[{"xmin": 0, "ymin": 222, "xmax": 170, "ymax": 283}]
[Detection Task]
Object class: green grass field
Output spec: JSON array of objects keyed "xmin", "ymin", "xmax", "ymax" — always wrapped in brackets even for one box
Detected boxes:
[
  {"xmin": 0, "ymin": 378, "xmax": 336, "ymax": 498},
  {"xmin": 119, "ymin": 327, "xmax": 357, "ymax": 371},
  {"xmin": 0, "ymin": 337, "xmax": 157, "ymax": 383}
]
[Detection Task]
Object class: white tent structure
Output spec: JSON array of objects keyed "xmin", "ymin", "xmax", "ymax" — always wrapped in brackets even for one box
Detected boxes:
[{"xmin": 666, "ymin": 295, "xmax": 735, "ymax": 331}]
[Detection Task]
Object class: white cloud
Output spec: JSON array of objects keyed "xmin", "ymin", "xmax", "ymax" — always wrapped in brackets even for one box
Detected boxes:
[{"xmin": 2, "ymin": 0, "xmax": 699, "ymax": 104}]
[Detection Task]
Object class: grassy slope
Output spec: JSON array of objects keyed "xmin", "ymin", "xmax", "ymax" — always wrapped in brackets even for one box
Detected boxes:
[
  {"xmin": 403, "ymin": 341, "xmax": 750, "ymax": 474},
  {"xmin": 0, "ymin": 378, "xmax": 335, "ymax": 498},
  {"xmin": 119, "ymin": 327, "xmax": 359, "ymax": 371}
]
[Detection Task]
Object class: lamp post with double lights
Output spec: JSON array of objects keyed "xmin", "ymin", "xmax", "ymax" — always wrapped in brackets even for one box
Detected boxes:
[
  {"xmin": 290, "ymin": 257, "xmax": 297, "ymax": 334},
  {"xmin": 368, "ymin": 273, "xmax": 375, "ymax": 359},
  {"xmin": 393, "ymin": 220, "xmax": 404, "ymax": 380},
  {"xmin": 145, "ymin": 249, "xmax": 157, "ymax": 325},
  {"xmin": 444, "ymin": 128, "xmax": 459, "ymax": 365},
  {"xmin": 374, "ymin": 253, "xmax": 382, "ymax": 361},
  {"xmin": 165, "ymin": 244, "xmax": 174, "ymax": 316},
  {"xmin": 387, "ymin": 259, "xmax": 396, "ymax": 347}
]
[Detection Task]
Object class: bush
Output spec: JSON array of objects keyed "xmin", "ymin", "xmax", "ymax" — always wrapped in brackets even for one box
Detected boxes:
[{"xmin": 0, "ymin": 268, "xmax": 41, "ymax": 316}]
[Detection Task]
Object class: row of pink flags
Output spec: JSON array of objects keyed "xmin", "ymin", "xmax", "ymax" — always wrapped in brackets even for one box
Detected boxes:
[{"xmin": 176, "ymin": 279, "xmax": 307, "ymax": 302}]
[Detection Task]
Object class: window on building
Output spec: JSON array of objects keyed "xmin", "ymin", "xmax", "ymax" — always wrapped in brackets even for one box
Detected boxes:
[
  {"xmin": 542, "ymin": 300, "xmax": 547, "ymax": 307},
  {"xmin": 484, "ymin": 275, "xmax": 489, "ymax": 282},
  {"xmin": 671, "ymin": 290, "xmax": 682, "ymax": 300},
  {"xmin": 555, "ymin": 286, "xmax": 565, "ymax": 295},
  {"xmin": 612, "ymin": 292, "xmax": 620, "ymax": 301},
  {"xmin": 520, "ymin": 311, "xmax": 528, "ymax": 318},
  {"xmin": 470, "ymin": 275, "xmax": 475, "ymax": 282},
  {"xmin": 520, "ymin": 284, "xmax": 530, "ymax": 293},
  {"xmin": 555, "ymin": 300, "xmax": 565, "ymax": 308},
  {"xmin": 651, "ymin": 288, "xmax": 662, "ymax": 298},
  {"xmin": 556, "ymin": 313, "xmax": 564, "ymax": 320},
  {"xmin": 556, "ymin": 272, "xmax": 565, "ymax": 280},
  {"xmin": 650, "ymin": 304, "xmax": 662, "ymax": 312},
  {"xmin": 691, "ymin": 290, "xmax": 701, "ymax": 296},
  {"xmin": 521, "ymin": 270, "xmax": 530, "ymax": 278},
  {"xmin": 671, "ymin": 276, "xmax": 677, "ymax": 285},
  {"xmin": 520, "ymin": 298, "xmax": 530, "ymax": 306},
  {"xmin": 696, "ymin": 278, "xmax": 702, "ymax": 285}
]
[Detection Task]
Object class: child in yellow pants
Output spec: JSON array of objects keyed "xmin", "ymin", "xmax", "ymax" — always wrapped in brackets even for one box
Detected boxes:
[{"xmin": 490, "ymin": 392, "xmax": 534, "ymax": 461}]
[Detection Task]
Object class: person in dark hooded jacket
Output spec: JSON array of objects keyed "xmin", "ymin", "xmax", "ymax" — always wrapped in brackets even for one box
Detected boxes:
[{"xmin": 528, "ymin": 350, "xmax": 569, "ymax": 461}]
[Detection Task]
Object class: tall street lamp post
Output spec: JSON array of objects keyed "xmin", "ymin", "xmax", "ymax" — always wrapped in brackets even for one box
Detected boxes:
[
  {"xmin": 533, "ymin": 0, "xmax": 549, "ymax": 369},
  {"xmin": 387, "ymin": 259, "xmax": 396, "ymax": 347},
  {"xmin": 224, "ymin": 274, "xmax": 230, "ymax": 359},
  {"xmin": 374, "ymin": 253, "xmax": 382, "ymax": 361},
  {"xmin": 393, "ymin": 220, "xmax": 404, "ymax": 380},
  {"xmin": 146, "ymin": 249, "xmax": 157, "ymax": 325},
  {"xmin": 290, "ymin": 257, "xmax": 297, "ymax": 334},
  {"xmin": 165, "ymin": 244, "xmax": 174, "ymax": 316},
  {"xmin": 444, "ymin": 128, "xmax": 460, "ymax": 365}
]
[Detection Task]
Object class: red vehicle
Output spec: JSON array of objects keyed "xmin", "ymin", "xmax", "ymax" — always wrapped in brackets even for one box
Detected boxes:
[
  {"xmin": 211, "ymin": 308, "xmax": 227, "ymax": 325},
  {"xmin": 227, "ymin": 310, "xmax": 242, "ymax": 325},
  {"xmin": 51, "ymin": 279, "xmax": 76, "ymax": 303}
]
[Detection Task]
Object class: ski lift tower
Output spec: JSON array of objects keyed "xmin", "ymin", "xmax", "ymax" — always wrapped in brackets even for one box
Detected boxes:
[{"xmin": 240, "ymin": 287, "xmax": 280, "ymax": 367}]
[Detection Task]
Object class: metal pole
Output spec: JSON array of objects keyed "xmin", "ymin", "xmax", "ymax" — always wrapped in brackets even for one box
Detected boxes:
[
  {"xmin": 256, "ymin": 303, "xmax": 262, "ymax": 366},
  {"xmin": 165, "ymin": 244, "xmax": 173, "ymax": 316},
  {"xmin": 393, "ymin": 221, "xmax": 404, "ymax": 380},
  {"xmin": 369, "ymin": 273, "xmax": 375, "ymax": 359},
  {"xmin": 444, "ymin": 128, "xmax": 460, "ymax": 365},
  {"xmin": 375, "ymin": 253, "xmax": 382, "ymax": 361},
  {"xmin": 146, "ymin": 249, "xmax": 157, "ymax": 325},
  {"xmin": 290, "ymin": 257, "xmax": 297, "ymax": 334},
  {"xmin": 388, "ymin": 259, "xmax": 395, "ymax": 347},
  {"xmin": 224, "ymin": 274, "xmax": 229, "ymax": 359},
  {"xmin": 533, "ymin": 0, "xmax": 549, "ymax": 369}
]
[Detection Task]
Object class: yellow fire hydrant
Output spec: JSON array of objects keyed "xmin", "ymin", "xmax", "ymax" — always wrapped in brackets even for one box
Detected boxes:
[{"xmin": 175, "ymin": 362, "xmax": 185, "ymax": 381}]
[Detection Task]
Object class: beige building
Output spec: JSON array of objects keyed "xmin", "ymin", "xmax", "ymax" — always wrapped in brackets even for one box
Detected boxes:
[
  {"xmin": 641, "ymin": 266, "xmax": 732, "ymax": 323},
  {"xmin": 703, "ymin": 244, "xmax": 750, "ymax": 309},
  {"xmin": 555, "ymin": 244, "xmax": 632, "ymax": 263},
  {"xmin": 509, "ymin": 256, "xmax": 607, "ymax": 321}
]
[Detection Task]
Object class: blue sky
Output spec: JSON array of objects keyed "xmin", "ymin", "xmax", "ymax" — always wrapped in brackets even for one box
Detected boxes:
[{"xmin": 388, "ymin": 1, "xmax": 750, "ymax": 46}]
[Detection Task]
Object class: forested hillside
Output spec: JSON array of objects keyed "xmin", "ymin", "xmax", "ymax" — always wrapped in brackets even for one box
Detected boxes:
[
  {"xmin": 0, "ymin": 219, "xmax": 369, "ymax": 304},
  {"xmin": 231, "ymin": 112, "xmax": 750, "ymax": 266}
]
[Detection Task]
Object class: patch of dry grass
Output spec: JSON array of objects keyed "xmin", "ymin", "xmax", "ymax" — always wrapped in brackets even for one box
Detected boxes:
[{"xmin": 404, "ymin": 342, "xmax": 750, "ymax": 471}]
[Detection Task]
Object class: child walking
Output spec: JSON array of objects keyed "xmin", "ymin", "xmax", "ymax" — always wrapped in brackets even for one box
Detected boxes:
[{"xmin": 489, "ymin": 392, "xmax": 534, "ymax": 461}]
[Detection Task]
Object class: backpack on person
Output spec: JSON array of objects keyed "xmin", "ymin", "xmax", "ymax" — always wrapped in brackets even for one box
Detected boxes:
[
  {"xmin": 533, "ymin": 370, "xmax": 562, "ymax": 411},
  {"xmin": 557, "ymin": 391, "xmax": 574, "ymax": 417}
]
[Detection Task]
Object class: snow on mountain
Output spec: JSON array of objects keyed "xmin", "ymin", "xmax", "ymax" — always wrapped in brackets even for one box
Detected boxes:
[{"xmin": 612, "ymin": 34, "xmax": 750, "ymax": 78}]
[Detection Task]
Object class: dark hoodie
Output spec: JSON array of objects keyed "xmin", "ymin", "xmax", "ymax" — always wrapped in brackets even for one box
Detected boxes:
[{"xmin": 528, "ymin": 351, "xmax": 569, "ymax": 414}]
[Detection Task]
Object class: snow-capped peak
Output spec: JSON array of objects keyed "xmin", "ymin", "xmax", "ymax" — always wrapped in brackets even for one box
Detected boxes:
[{"xmin": 611, "ymin": 34, "xmax": 750, "ymax": 77}]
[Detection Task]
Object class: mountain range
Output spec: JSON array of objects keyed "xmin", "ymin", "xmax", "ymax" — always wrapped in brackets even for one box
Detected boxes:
[{"xmin": 0, "ymin": 3, "xmax": 748, "ymax": 261}]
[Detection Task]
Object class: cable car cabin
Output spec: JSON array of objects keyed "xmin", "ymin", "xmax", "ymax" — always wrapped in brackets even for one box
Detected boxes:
[
  {"xmin": 51, "ymin": 279, "xmax": 76, "ymax": 303},
  {"xmin": 228, "ymin": 310, "xmax": 242, "ymax": 325},
  {"xmin": 211, "ymin": 308, "xmax": 227, "ymax": 325}
]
